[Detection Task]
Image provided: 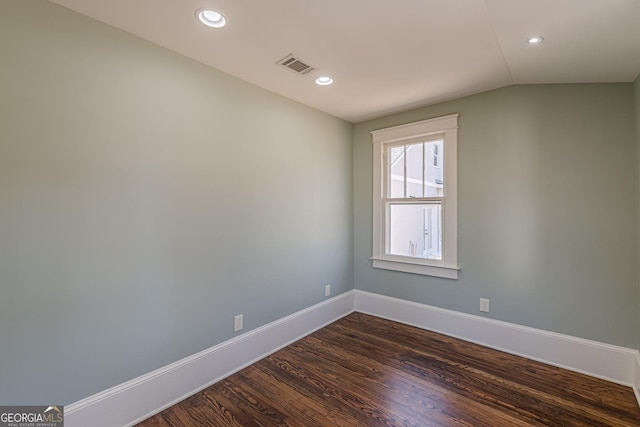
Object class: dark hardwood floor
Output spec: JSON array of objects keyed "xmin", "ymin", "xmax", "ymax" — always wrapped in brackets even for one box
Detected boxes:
[{"xmin": 137, "ymin": 312, "xmax": 640, "ymax": 426}]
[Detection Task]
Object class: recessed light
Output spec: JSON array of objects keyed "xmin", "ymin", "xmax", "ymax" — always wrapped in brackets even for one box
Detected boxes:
[
  {"xmin": 527, "ymin": 36, "xmax": 544, "ymax": 45},
  {"xmin": 315, "ymin": 76, "xmax": 333, "ymax": 86},
  {"xmin": 197, "ymin": 9, "xmax": 226, "ymax": 28}
]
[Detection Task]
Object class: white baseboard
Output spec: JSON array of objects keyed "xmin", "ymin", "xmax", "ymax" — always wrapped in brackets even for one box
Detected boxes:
[
  {"xmin": 633, "ymin": 352, "xmax": 640, "ymax": 405},
  {"xmin": 65, "ymin": 291, "xmax": 355, "ymax": 427},
  {"xmin": 65, "ymin": 288, "xmax": 640, "ymax": 426},
  {"xmin": 354, "ymin": 290, "xmax": 638, "ymax": 388}
]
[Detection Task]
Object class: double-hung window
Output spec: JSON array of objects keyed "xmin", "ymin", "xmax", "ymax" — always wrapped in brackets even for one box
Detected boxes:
[{"xmin": 371, "ymin": 114, "xmax": 459, "ymax": 279}]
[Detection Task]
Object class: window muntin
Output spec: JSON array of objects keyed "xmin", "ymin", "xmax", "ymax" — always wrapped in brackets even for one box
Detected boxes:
[{"xmin": 371, "ymin": 114, "xmax": 458, "ymax": 279}]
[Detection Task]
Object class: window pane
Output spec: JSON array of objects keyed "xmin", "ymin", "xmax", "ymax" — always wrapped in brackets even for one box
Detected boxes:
[
  {"xmin": 405, "ymin": 143, "xmax": 424, "ymax": 198},
  {"xmin": 424, "ymin": 140, "xmax": 444, "ymax": 197},
  {"xmin": 388, "ymin": 203, "xmax": 442, "ymax": 260},
  {"xmin": 388, "ymin": 146, "xmax": 405, "ymax": 198}
]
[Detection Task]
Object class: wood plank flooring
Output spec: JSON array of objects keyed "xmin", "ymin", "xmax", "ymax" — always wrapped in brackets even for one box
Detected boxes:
[{"xmin": 137, "ymin": 312, "xmax": 640, "ymax": 426}]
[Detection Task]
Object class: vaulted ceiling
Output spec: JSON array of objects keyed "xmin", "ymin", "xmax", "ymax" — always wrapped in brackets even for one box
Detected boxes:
[{"xmin": 49, "ymin": 0, "xmax": 640, "ymax": 122}]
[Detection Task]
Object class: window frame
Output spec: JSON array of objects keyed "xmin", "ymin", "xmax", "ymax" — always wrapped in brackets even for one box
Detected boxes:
[{"xmin": 371, "ymin": 114, "xmax": 459, "ymax": 279}]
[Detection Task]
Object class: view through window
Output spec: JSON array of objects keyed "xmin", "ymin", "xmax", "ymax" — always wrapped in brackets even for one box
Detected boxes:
[{"xmin": 387, "ymin": 140, "xmax": 443, "ymax": 260}]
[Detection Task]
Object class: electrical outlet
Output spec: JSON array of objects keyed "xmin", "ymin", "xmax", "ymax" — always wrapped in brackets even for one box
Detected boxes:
[
  {"xmin": 234, "ymin": 314, "xmax": 243, "ymax": 332},
  {"xmin": 325, "ymin": 284, "xmax": 331, "ymax": 297},
  {"xmin": 480, "ymin": 298, "xmax": 490, "ymax": 313}
]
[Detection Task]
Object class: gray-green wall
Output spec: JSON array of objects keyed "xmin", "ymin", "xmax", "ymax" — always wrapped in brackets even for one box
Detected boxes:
[
  {"xmin": 0, "ymin": 1, "xmax": 353, "ymax": 405},
  {"xmin": 354, "ymin": 84, "xmax": 638, "ymax": 348},
  {"xmin": 635, "ymin": 73, "xmax": 640, "ymax": 349}
]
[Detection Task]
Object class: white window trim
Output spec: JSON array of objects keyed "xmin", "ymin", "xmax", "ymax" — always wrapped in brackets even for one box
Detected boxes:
[{"xmin": 371, "ymin": 114, "xmax": 459, "ymax": 279}]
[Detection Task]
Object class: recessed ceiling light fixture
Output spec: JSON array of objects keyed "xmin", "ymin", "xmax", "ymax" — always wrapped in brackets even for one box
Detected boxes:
[
  {"xmin": 315, "ymin": 76, "xmax": 333, "ymax": 86},
  {"xmin": 527, "ymin": 35, "xmax": 544, "ymax": 45},
  {"xmin": 197, "ymin": 9, "xmax": 226, "ymax": 28}
]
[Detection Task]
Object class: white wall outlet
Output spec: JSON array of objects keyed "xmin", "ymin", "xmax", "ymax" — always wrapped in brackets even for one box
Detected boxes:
[
  {"xmin": 480, "ymin": 298, "xmax": 490, "ymax": 313},
  {"xmin": 234, "ymin": 314, "xmax": 243, "ymax": 332},
  {"xmin": 325, "ymin": 284, "xmax": 331, "ymax": 297}
]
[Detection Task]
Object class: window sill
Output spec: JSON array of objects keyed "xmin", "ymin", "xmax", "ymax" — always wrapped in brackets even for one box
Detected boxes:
[{"xmin": 371, "ymin": 258, "xmax": 459, "ymax": 280}]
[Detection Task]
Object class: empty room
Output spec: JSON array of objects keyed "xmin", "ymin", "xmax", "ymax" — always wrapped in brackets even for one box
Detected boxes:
[{"xmin": 2, "ymin": 0, "xmax": 640, "ymax": 426}]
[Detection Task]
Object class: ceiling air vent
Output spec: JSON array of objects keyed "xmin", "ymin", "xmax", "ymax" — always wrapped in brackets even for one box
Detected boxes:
[{"xmin": 276, "ymin": 54, "xmax": 315, "ymax": 76}]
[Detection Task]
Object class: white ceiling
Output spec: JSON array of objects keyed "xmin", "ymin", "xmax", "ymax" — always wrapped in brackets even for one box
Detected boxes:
[{"xmin": 49, "ymin": 0, "xmax": 640, "ymax": 123}]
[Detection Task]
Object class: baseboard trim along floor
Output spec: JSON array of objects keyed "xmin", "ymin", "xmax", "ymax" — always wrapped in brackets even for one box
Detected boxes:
[
  {"xmin": 65, "ymin": 289, "xmax": 640, "ymax": 426},
  {"xmin": 65, "ymin": 291, "xmax": 355, "ymax": 427}
]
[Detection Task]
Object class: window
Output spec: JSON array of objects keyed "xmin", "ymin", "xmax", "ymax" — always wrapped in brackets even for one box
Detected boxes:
[{"xmin": 371, "ymin": 114, "xmax": 459, "ymax": 279}]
